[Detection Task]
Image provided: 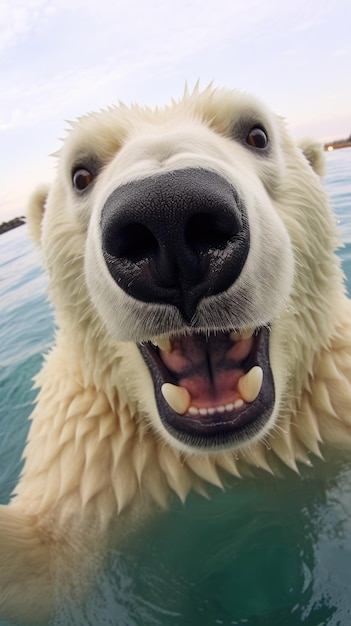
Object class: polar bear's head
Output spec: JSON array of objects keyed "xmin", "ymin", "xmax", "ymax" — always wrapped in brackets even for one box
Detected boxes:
[{"xmin": 28, "ymin": 86, "xmax": 344, "ymax": 459}]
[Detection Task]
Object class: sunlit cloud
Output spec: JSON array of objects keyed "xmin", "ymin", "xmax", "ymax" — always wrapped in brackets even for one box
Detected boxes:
[
  {"xmin": 0, "ymin": 0, "xmax": 57, "ymax": 52},
  {"xmin": 332, "ymin": 46, "xmax": 351, "ymax": 58}
]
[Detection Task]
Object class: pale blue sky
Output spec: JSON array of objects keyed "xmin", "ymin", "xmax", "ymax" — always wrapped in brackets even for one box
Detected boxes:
[{"xmin": 1, "ymin": 0, "xmax": 350, "ymax": 218}]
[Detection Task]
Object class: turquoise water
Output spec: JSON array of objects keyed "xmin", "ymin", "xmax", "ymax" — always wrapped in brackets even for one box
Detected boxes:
[{"xmin": 0, "ymin": 149, "xmax": 351, "ymax": 625}]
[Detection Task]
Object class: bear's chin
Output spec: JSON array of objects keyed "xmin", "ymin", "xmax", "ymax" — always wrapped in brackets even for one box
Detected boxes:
[{"xmin": 139, "ymin": 325, "xmax": 275, "ymax": 451}]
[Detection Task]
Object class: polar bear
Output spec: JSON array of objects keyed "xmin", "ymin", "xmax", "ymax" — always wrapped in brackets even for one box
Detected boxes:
[{"xmin": 1, "ymin": 85, "xmax": 351, "ymax": 624}]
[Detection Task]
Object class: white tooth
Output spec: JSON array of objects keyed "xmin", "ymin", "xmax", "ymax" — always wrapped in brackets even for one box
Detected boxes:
[
  {"xmin": 161, "ymin": 383, "xmax": 190, "ymax": 415},
  {"xmin": 208, "ymin": 408, "xmax": 216, "ymax": 415},
  {"xmin": 217, "ymin": 405, "xmax": 225, "ymax": 413},
  {"xmin": 238, "ymin": 366, "xmax": 263, "ymax": 403},
  {"xmin": 234, "ymin": 398, "xmax": 244, "ymax": 410},
  {"xmin": 199, "ymin": 408, "xmax": 208, "ymax": 416},
  {"xmin": 225, "ymin": 403, "xmax": 234, "ymax": 412},
  {"xmin": 188, "ymin": 406, "xmax": 199, "ymax": 416},
  {"xmin": 152, "ymin": 336, "xmax": 172, "ymax": 352}
]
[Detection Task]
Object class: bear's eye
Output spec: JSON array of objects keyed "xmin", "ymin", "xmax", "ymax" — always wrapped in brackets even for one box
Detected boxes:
[
  {"xmin": 246, "ymin": 127, "xmax": 269, "ymax": 150},
  {"xmin": 72, "ymin": 168, "xmax": 94, "ymax": 192}
]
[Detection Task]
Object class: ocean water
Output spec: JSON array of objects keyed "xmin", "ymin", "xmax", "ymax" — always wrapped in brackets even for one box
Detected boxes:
[{"xmin": 0, "ymin": 148, "xmax": 351, "ymax": 626}]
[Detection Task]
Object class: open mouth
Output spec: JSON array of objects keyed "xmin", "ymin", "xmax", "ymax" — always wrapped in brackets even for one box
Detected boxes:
[{"xmin": 139, "ymin": 326, "xmax": 275, "ymax": 450}]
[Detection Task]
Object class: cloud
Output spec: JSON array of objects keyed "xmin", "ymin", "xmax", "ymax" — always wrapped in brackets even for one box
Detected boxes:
[
  {"xmin": 0, "ymin": 0, "xmax": 325, "ymax": 132},
  {"xmin": 0, "ymin": 108, "xmax": 24, "ymax": 132},
  {"xmin": 1, "ymin": 0, "xmax": 351, "ymax": 216},
  {"xmin": 2, "ymin": 0, "xmax": 278, "ymax": 134},
  {"xmin": 332, "ymin": 46, "xmax": 351, "ymax": 58},
  {"xmin": 0, "ymin": 0, "xmax": 56, "ymax": 52}
]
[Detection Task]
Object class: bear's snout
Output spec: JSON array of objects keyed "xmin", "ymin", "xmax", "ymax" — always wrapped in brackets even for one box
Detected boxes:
[{"xmin": 101, "ymin": 168, "xmax": 250, "ymax": 321}]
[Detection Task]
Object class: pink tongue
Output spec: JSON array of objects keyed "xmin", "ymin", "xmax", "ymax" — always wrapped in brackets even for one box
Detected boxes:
[{"xmin": 179, "ymin": 369, "xmax": 245, "ymax": 406}]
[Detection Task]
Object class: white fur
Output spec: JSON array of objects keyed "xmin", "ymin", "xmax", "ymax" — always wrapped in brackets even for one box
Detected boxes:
[{"xmin": 1, "ymin": 85, "xmax": 351, "ymax": 623}]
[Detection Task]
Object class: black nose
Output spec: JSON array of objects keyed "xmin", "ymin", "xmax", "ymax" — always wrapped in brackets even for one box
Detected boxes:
[{"xmin": 101, "ymin": 168, "xmax": 249, "ymax": 322}]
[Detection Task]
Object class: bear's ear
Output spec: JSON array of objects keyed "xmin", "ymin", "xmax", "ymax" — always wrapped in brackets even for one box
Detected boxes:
[
  {"xmin": 27, "ymin": 184, "xmax": 49, "ymax": 246},
  {"xmin": 298, "ymin": 138, "xmax": 325, "ymax": 177}
]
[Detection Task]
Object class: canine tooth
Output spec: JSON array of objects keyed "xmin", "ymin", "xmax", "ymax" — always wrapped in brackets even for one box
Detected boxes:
[
  {"xmin": 152, "ymin": 336, "xmax": 172, "ymax": 352},
  {"xmin": 161, "ymin": 383, "xmax": 190, "ymax": 414},
  {"xmin": 238, "ymin": 366, "xmax": 263, "ymax": 403}
]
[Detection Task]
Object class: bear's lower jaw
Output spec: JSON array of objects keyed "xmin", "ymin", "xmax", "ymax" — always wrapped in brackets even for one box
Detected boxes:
[{"xmin": 139, "ymin": 326, "xmax": 275, "ymax": 451}]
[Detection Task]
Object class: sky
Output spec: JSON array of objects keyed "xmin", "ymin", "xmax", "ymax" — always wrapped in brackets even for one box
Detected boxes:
[{"xmin": 1, "ymin": 0, "xmax": 350, "ymax": 219}]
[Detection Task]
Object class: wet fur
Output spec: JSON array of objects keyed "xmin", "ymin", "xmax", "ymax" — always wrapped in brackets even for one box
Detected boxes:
[{"xmin": 1, "ymin": 86, "xmax": 351, "ymax": 623}]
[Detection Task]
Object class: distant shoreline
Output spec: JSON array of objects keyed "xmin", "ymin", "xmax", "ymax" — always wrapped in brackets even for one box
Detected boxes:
[
  {"xmin": 324, "ymin": 141, "xmax": 351, "ymax": 152},
  {"xmin": 0, "ymin": 216, "xmax": 26, "ymax": 235}
]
